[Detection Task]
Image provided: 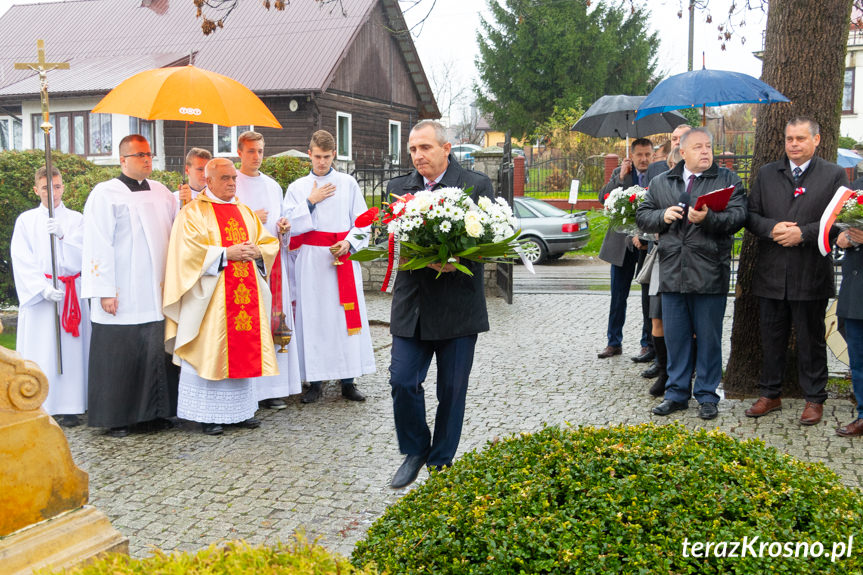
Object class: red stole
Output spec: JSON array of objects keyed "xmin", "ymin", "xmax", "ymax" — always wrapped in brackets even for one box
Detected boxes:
[
  {"xmin": 269, "ymin": 246, "xmax": 283, "ymax": 334},
  {"xmin": 211, "ymin": 202, "xmax": 264, "ymax": 378},
  {"xmin": 289, "ymin": 230, "xmax": 362, "ymax": 335}
]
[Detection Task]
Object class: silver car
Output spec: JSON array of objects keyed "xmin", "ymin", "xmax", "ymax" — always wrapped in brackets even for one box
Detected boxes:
[{"xmin": 514, "ymin": 196, "xmax": 590, "ymax": 264}]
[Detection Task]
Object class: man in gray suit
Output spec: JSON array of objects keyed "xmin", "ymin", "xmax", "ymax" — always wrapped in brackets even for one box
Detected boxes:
[{"xmin": 597, "ymin": 138, "xmax": 653, "ymax": 359}]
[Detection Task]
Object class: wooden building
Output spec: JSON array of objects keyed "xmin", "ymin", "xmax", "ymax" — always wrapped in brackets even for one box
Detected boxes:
[{"xmin": 0, "ymin": 0, "xmax": 438, "ymax": 171}]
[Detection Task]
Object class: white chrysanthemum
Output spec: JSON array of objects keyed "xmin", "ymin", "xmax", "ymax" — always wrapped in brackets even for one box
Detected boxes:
[
  {"xmin": 450, "ymin": 207, "xmax": 465, "ymax": 221},
  {"xmin": 387, "ymin": 221, "xmax": 400, "ymax": 234},
  {"xmin": 414, "ymin": 190, "xmax": 435, "ymax": 212},
  {"xmin": 439, "ymin": 220, "xmax": 452, "ymax": 233},
  {"xmin": 391, "ymin": 201, "xmax": 405, "ymax": 215}
]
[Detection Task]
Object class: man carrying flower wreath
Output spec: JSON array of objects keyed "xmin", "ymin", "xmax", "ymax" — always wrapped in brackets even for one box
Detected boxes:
[
  {"xmin": 744, "ymin": 117, "xmax": 849, "ymax": 426},
  {"xmin": 597, "ymin": 138, "xmax": 654, "ymax": 361},
  {"xmin": 386, "ymin": 120, "xmax": 494, "ymax": 489}
]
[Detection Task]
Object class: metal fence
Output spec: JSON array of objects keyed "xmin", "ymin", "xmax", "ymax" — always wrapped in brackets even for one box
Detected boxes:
[{"xmin": 728, "ymin": 235, "xmax": 843, "ymax": 294}]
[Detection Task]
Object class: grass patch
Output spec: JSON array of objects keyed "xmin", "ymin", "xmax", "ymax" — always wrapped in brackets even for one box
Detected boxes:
[
  {"xmin": 572, "ymin": 209, "xmax": 608, "ymax": 257},
  {"xmin": 0, "ymin": 331, "xmax": 15, "ymax": 350}
]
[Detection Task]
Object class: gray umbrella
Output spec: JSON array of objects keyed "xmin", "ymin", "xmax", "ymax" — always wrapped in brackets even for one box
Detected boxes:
[{"xmin": 571, "ymin": 94, "xmax": 689, "ymax": 155}]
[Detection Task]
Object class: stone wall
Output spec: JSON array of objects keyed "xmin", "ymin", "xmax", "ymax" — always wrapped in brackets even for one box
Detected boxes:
[{"xmin": 360, "ymin": 260, "xmax": 500, "ymax": 297}]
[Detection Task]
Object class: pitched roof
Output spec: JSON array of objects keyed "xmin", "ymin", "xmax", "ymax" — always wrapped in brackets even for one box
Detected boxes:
[{"xmin": 0, "ymin": 0, "xmax": 434, "ymax": 109}]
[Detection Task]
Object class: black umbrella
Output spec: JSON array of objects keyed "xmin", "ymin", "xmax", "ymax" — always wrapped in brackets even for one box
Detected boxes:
[{"xmin": 571, "ymin": 94, "xmax": 689, "ymax": 155}]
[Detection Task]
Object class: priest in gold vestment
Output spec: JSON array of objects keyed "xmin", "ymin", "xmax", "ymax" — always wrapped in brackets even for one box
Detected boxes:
[{"xmin": 164, "ymin": 158, "xmax": 280, "ymax": 435}]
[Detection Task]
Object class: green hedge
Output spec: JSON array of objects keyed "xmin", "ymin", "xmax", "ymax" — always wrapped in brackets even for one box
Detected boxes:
[
  {"xmin": 352, "ymin": 423, "xmax": 863, "ymax": 574},
  {"xmin": 259, "ymin": 155, "xmax": 311, "ymax": 191},
  {"xmin": 46, "ymin": 538, "xmax": 378, "ymax": 575}
]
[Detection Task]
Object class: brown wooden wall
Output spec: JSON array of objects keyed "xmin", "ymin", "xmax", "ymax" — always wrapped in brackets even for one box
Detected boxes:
[
  {"xmin": 163, "ymin": 92, "xmax": 418, "ymax": 171},
  {"xmin": 328, "ymin": 1, "xmax": 420, "ymax": 109}
]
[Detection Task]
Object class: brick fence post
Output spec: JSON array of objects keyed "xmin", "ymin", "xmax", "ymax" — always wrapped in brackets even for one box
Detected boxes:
[
  {"xmin": 604, "ymin": 154, "xmax": 619, "ymax": 184},
  {"xmin": 514, "ymin": 156, "xmax": 525, "ymax": 196}
]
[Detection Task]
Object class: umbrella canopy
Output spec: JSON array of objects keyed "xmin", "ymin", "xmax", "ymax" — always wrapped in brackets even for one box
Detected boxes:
[
  {"xmin": 635, "ymin": 69, "xmax": 789, "ymax": 121},
  {"xmin": 572, "ymin": 95, "xmax": 689, "ymax": 139},
  {"xmin": 91, "ymin": 65, "xmax": 281, "ymax": 128},
  {"xmin": 837, "ymin": 148, "xmax": 863, "ymax": 169}
]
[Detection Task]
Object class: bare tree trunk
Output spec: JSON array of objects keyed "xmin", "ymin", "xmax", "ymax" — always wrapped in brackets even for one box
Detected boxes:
[{"xmin": 724, "ymin": 0, "xmax": 854, "ymax": 397}]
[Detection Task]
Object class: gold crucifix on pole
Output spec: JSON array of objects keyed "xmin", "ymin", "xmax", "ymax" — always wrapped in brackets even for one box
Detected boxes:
[{"xmin": 14, "ymin": 40, "xmax": 70, "ymax": 375}]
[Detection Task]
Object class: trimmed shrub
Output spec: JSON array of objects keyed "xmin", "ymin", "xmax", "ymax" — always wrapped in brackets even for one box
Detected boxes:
[
  {"xmin": 352, "ymin": 423, "xmax": 863, "ymax": 574},
  {"xmin": 260, "ymin": 155, "xmax": 311, "ymax": 191},
  {"xmin": 46, "ymin": 538, "xmax": 378, "ymax": 575}
]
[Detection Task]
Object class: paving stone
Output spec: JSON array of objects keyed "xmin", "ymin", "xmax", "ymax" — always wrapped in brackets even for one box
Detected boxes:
[{"xmin": 58, "ymin": 288, "xmax": 862, "ymax": 559}]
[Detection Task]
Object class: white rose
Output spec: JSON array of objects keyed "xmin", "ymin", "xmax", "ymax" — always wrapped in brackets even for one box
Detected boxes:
[
  {"xmin": 466, "ymin": 220, "xmax": 484, "ymax": 238},
  {"xmin": 478, "ymin": 196, "xmax": 493, "ymax": 211},
  {"xmin": 464, "ymin": 211, "xmax": 481, "ymax": 227}
]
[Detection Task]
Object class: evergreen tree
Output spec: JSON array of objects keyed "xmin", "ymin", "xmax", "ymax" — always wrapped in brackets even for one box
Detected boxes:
[{"xmin": 475, "ymin": 0, "xmax": 659, "ymax": 138}]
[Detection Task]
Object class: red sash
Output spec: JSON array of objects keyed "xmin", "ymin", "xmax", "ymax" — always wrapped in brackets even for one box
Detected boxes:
[
  {"xmin": 45, "ymin": 272, "xmax": 81, "ymax": 337},
  {"xmin": 289, "ymin": 230, "xmax": 362, "ymax": 335},
  {"xmin": 211, "ymin": 203, "xmax": 264, "ymax": 378}
]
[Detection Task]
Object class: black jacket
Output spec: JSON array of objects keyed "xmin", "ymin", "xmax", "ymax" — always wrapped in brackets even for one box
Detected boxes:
[
  {"xmin": 839, "ymin": 246, "xmax": 863, "ymax": 320},
  {"xmin": 746, "ymin": 155, "xmax": 848, "ymax": 301},
  {"xmin": 387, "ymin": 156, "xmax": 492, "ymax": 340},
  {"xmin": 636, "ymin": 161, "xmax": 746, "ymax": 294}
]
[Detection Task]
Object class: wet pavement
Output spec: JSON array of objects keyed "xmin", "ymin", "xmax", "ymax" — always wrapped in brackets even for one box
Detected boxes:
[{"xmin": 54, "ymin": 258, "xmax": 859, "ymax": 559}]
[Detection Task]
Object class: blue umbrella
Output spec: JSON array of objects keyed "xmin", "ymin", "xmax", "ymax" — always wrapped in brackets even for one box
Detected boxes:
[
  {"xmin": 635, "ymin": 68, "xmax": 789, "ymax": 122},
  {"xmin": 837, "ymin": 148, "xmax": 862, "ymax": 169}
]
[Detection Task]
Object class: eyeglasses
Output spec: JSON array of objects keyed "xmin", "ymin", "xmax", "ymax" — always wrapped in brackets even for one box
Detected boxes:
[{"xmin": 122, "ymin": 152, "xmax": 153, "ymax": 159}]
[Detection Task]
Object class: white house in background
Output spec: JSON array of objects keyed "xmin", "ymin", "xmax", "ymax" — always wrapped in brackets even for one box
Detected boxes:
[{"xmin": 841, "ymin": 22, "xmax": 863, "ymax": 142}]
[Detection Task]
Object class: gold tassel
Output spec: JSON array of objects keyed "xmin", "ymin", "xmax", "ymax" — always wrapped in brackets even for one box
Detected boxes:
[
  {"xmin": 343, "ymin": 303, "xmax": 355, "ymax": 311},
  {"xmin": 347, "ymin": 327, "xmax": 362, "ymax": 336}
]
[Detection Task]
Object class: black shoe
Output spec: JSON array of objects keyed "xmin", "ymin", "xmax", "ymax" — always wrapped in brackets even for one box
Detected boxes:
[
  {"xmin": 698, "ymin": 402, "xmax": 718, "ymax": 420},
  {"xmin": 641, "ymin": 362, "xmax": 660, "ymax": 379},
  {"xmin": 390, "ymin": 454, "xmax": 428, "ymax": 489},
  {"xmin": 261, "ymin": 398, "xmax": 287, "ymax": 410},
  {"xmin": 142, "ymin": 417, "xmax": 175, "ymax": 432},
  {"xmin": 108, "ymin": 426, "xmax": 129, "ymax": 438},
  {"xmin": 57, "ymin": 414, "xmax": 80, "ymax": 428},
  {"xmin": 301, "ymin": 383, "xmax": 323, "ymax": 404},
  {"xmin": 631, "ymin": 347, "xmax": 656, "ymax": 363},
  {"xmin": 652, "ymin": 400, "xmax": 688, "ymax": 416},
  {"xmin": 234, "ymin": 418, "xmax": 261, "ymax": 429},
  {"xmin": 341, "ymin": 383, "xmax": 366, "ymax": 402},
  {"xmin": 202, "ymin": 423, "xmax": 224, "ymax": 436},
  {"xmin": 648, "ymin": 374, "xmax": 667, "ymax": 397}
]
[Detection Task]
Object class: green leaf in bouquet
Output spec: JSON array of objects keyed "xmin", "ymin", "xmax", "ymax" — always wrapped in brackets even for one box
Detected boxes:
[
  {"xmin": 451, "ymin": 261, "xmax": 474, "ymax": 276},
  {"xmin": 348, "ymin": 246, "xmax": 388, "ymax": 262},
  {"xmin": 401, "ymin": 254, "xmax": 440, "ymax": 270},
  {"xmin": 455, "ymin": 246, "xmax": 481, "ymax": 256}
]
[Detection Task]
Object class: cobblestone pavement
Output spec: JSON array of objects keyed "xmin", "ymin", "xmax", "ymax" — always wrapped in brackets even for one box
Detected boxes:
[{"xmin": 61, "ymin": 287, "xmax": 861, "ymax": 559}]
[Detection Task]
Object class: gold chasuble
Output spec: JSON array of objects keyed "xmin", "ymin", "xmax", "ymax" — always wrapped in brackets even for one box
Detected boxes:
[{"xmin": 163, "ymin": 195, "xmax": 279, "ymax": 381}]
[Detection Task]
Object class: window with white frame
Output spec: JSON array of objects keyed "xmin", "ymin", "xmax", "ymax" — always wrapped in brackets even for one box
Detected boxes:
[
  {"xmin": 129, "ymin": 117, "xmax": 156, "ymax": 148},
  {"xmin": 0, "ymin": 116, "xmax": 22, "ymax": 151},
  {"xmin": 843, "ymin": 68, "xmax": 855, "ymax": 114},
  {"xmin": 214, "ymin": 125, "xmax": 251, "ymax": 156},
  {"xmin": 336, "ymin": 112, "xmax": 352, "ymax": 160},
  {"xmin": 388, "ymin": 120, "xmax": 401, "ymax": 164},
  {"xmin": 31, "ymin": 112, "xmax": 111, "ymax": 155}
]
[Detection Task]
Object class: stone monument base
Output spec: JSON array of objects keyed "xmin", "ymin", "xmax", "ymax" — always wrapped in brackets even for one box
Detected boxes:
[{"xmin": 0, "ymin": 506, "xmax": 128, "ymax": 575}]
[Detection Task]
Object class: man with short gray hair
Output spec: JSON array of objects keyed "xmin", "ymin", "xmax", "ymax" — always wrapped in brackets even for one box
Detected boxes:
[
  {"xmin": 744, "ymin": 116, "xmax": 849, "ymax": 425},
  {"xmin": 636, "ymin": 127, "xmax": 747, "ymax": 420}
]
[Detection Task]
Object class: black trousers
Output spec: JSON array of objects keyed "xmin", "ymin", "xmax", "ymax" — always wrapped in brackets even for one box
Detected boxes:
[{"xmin": 758, "ymin": 297, "xmax": 829, "ymax": 403}]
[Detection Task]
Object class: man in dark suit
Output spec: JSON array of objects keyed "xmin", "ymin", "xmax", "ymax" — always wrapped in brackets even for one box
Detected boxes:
[
  {"xmin": 597, "ymin": 138, "xmax": 653, "ymax": 361},
  {"xmin": 745, "ymin": 117, "xmax": 849, "ymax": 426},
  {"xmin": 836, "ymin": 225, "xmax": 863, "ymax": 436},
  {"xmin": 646, "ymin": 125, "xmax": 691, "ymax": 184},
  {"xmin": 386, "ymin": 120, "xmax": 493, "ymax": 489}
]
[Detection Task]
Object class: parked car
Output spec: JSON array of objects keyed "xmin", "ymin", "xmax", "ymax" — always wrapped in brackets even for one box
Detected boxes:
[
  {"xmin": 513, "ymin": 196, "xmax": 589, "ymax": 264},
  {"xmin": 451, "ymin": 143, "xmax": 481, "ymax": 163}
]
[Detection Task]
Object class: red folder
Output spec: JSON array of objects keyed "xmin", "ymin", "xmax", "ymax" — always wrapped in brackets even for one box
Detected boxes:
[{"xmin": 694, "ymin": 185, "xmax": 735, "ymax": 212}]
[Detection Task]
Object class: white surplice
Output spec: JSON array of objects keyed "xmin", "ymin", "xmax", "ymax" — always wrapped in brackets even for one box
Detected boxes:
[
  {"xmin": 11, "ymin": 203, "xmax": 90, "ymax": 415},
  {"xmin": 236, "ymin": 171, "xmax": 301, "ymax": 400},
  {"xmin": 283, "ymin": 169, "xmax": 376, "ymax": 381},
  {"xmin": 81, "ymin": 178, "xmax": 177, "ymax": 324}
]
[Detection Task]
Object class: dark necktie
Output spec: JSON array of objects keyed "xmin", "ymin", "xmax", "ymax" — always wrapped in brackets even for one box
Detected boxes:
[
  {"xmin": 425, "ymin": 180, "xmax": 436, "ymax": 191},
  {"xmin": 793, "ymin": 166, "xmax": 802, "ymax": 184},
  {"xmin": 637, "ymin": 172, "xmax": 645, "ymax": 187},
  {"xmin": 683, "ymin": 174, "xmax": 696, "ymax": 226}
]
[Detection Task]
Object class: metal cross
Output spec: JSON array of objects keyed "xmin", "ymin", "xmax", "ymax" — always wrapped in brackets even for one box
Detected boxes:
[{"xmin": 14, "ymin": 39, "xmax": 69, "ymax": 126}]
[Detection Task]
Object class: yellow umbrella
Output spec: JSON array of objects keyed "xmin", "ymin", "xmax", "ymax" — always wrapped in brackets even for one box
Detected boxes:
[
  {"xmin": 92, "ymin": 65, "xmax": 281, "ymax": 128},
  {"xmin": 826, "ymin": 299, "xmax": 849, "ymax": 366}
]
